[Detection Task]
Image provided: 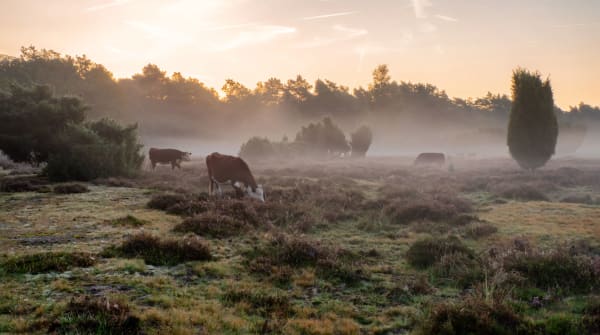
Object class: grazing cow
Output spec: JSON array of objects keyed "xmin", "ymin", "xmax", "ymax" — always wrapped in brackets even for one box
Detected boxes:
[
  {"xmin": 149, "ymin": 148, "xmax": 191, "ymax": 170},
  {"xmin": 414, "ymin": 153, "xmax": 445, "ymax": 167},
  {"xmin": 206, "ymin": 152, "xmax": 264, "ymax": 202}
]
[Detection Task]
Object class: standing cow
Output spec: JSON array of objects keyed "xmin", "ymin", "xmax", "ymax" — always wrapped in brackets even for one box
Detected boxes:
[
  {"xmin": 206, "ymin": 152, "xmax": 264, "ymax": 202},
  {"xmin": 149, "ymin": 148, "xmax": 191, "ymax": 170}
]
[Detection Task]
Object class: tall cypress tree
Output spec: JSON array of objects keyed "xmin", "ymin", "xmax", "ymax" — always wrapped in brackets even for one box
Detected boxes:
[{"xmin": 507, "ymin": 69, "xmax": 558, "ymax": 170}]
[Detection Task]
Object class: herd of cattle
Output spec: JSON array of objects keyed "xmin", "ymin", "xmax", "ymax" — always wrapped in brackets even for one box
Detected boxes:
[{"xmin": 148, "ymin": 148, "xmax": 446, "ymax": 203}]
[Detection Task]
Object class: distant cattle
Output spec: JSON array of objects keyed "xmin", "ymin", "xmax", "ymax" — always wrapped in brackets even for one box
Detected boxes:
[
  {"xmin": 148, "ymin": 148, "xmax": 191, "ymax": 170},
  {"xmin": 206, "ymin": 152, "xmax": 264, "ymax": 202},
  {"xmin": 414, "ymin": 153, "xmax": 445, "ymax": 167}
]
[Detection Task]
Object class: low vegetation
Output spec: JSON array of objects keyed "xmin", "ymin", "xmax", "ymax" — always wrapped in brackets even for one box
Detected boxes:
[
  {"xmin": 103, "ymin": 233, "xmax": 212, "ymax": 265},
  {"xmin": 53, "ymin": 182, "xmax": 89, "ymax": 194},
  {"xmin": 0, "ymin": 252, "xmax": 96, "ymax": 274}
]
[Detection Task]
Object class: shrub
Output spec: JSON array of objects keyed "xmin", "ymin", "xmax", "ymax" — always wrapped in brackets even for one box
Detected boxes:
[
  {"xmin": 246, "ymin": 234, "xmax": 364, "ymax": 283},
  {"xmin": 0, "ymin": 176, "xmax": 49, "ymax": 192},
  {"xmin": 173, "ymin": 213, "xmax": 246, "ymax": 238},
  {"xmin": 295, "ymin": 117, "xmax": 349, "ymax": 157},
  {"xmin": 53, "ymin": 182, "xmax": 89, "ymax": 194},
  {"xmin": 504, "ymin": 250, "xmax": 598, "ymax": 294},
  {"xmin": 45, "ymin": 119, "xmax": 144, "ymax": 181},
  {"xmin": 507, "ymin": 68, "xmax": 558, "ymax": 170},
  {"xmin": 104, "ymin": 233, "xmax": 211, "ymax": 266},
  {"xmin": 406, "ymin": 236, "xmax": 474, "ymax": 269},
  {"xmin": 239, "ymin": 136, "xmax": 276, "ymax": 161},
  {"xmin": 0, "ymin": 252, "xmax": 96, "ymax": 274},
  {"xmin": 49, "ymin": 295, "xmax": 140, "ymax": 335},
  {"xmin": 350, "ymin": 125, "xmax": 373, "ymax": 158},
  {"xmin": 418, "ymin": 297, "xmax": 530, "ymax": 335},
  {"xmin": 107, "ymin": 215, "xmax": 147, "ymax": 227},
  {"xmin": 493, "ymin": 183, "xmax": 549, "ymax": 201},
  {"xmin": 147, "ymin": 193, "xmax": 188, "ymax": 211},
  {"xmin": 560, "ymin": 193, "xmax": 595, "ymax": 204},
  {"xmin": 222, "ymin": 285, "xmax": 291, "ymax": 317},
  {"xmin": 463, "ymin": 223, "xmax": 498, "ymax": 239},
  {"xmin": 385, "ymin": 193, "xmax": 472, "ymax": 225},
  {"xmin": 432, "ymin": 252, "xmax": 484, "ymax": 288}
]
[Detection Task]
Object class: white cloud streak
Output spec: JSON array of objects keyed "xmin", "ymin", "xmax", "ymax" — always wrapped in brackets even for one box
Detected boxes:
[
  {"xmin": 85, "ymin": 0, "xmax": 131, "ymax": 12},
  {"xmin": 296, "ymin": 24, "xmax": 367, "ymax": 48},
  {"xmin": 434, "ymin": 14, "xmax": 458, "ymax": 22},
  {"xmin": 214, "ymin": 25, "xmax": 296, "ymax": 51},
  {"xmin": 302, "ymin": 11, "xmax": 358, "ymax": 21}
]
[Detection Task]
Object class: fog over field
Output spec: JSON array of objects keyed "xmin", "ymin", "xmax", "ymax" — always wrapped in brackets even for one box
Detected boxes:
[{"xmin": 1, "ymin": 1, "xmax": 600, "ymax": 334}]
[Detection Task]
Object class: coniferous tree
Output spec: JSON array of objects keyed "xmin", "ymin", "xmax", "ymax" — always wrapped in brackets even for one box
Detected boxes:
[{"xmin": 507, "ymin": 69, "xmax": 558, "ymax": 170}]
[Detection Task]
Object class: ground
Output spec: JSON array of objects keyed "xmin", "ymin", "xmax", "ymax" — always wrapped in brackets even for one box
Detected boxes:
[{"xmin": 0, "ymin": 157, "xmax": 598, "ymax": 334}]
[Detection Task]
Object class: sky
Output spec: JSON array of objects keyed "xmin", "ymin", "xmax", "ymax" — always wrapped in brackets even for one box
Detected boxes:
[{"xmin": 1, "ymin": 0, "xmax": 599, "ymax": 108}]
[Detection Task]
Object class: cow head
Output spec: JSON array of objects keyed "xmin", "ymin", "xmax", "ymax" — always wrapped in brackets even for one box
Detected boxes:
[
  {"xmin": 182, "ymin": 152, "xmax": 192, "ymax": 161},
  {"xmin": 247, "ymin": 184, "xmax": 265, "ymax": 202}
]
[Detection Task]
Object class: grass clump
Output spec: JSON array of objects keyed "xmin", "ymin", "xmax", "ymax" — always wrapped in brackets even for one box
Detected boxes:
[
  {"xmin": 173, "ymin": 213, "xmax": 247, "ymax": 238},
  {"xmin": 246, "ymin": 234, "xmax": 364, "ymax": 283},
  {"xmin": 463, "ymin": 222, "xmax": 498, "ymax": 239},
  {"xmin": 0, "ymin": 252, "xmax": 96, "ymax": 274},
  {"xmin": 222, "ymin": 285, "xmax": 291, "ymax": 317},
  {"xmin": 493, "ymin": 183, "xmax": 549, "ymax": 201},
  {"xmin": 384, "ymin": 194, "xmax": 472, "ymax": 225},
  {"xmin": 49, "ymin": 295, "xmax": 140, "ymax": 335},
  {"xmin": 405, "ymin": 236, "xmax": 474, "ymax": 269},
  {"xmin": 146, "ymin": 193, "xmax": 188, "ymax": 211},
  {"xmin": 107, "ymin": 215, "xmax": 147, "ymax": 227},
  {"xmin": 418, "ymin": 297, "xmax": 530, "ymax": 335},
  {"xmin": 53, "ymin": 182, "xmax": 89, "ymax": 194},
  {"xmin": 504, "ymin": 249, "xmax": 599, "ymax": 294},
  {"xmin": 103, "ymin": 233, "xmax": 212, "ymax": 266}
]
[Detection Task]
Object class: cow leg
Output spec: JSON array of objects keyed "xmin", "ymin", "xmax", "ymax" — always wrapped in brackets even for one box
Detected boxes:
[
  {"xmin": 151, "ymin": 161, "xmax": 156, "ymax": 170},
  {"xmin": 171, "ymin": 161, "xmax": 176, "ymax": 170}
]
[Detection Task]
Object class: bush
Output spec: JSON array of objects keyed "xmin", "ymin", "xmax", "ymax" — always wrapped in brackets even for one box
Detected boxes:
[
  {"xmin": 53, "ymin": 182, "xmax": 89, "ymax": 194},
  {"xmin": 350, "ymin": 125, "xmax": 373, "ymax": 158},
  {"xmin": 406, "ymin": 236, "xmax": 474, "ymax": 269},
  {"xmin": 0, "ymin": 252, "xmax": 96, "ymax": 274},
  {"xmin": 507, "ymin": 68, "xmax": 558, "ymax": 170},
  {"xmin": 45, "ymin": 119, "xmax": 144, "ymax": 181},
  {"xmin": 385, "ymin": 195, "xmax": 472, "ymax": 225},
  {"xmin": 419, "ymin": 297, "xmax": 530, "ymax": 335},
  {"xmin": 246, "ymin": 234, "xmax": 364, "ymax": 283},
  {"xmin": 107, "ymin": 215, "xmax": 147, "ymax": 227},
  {"xmin": 239, "ymin": 136, "xmax": 276, "ymax": 161},
  {"xmin": 49, "ymin": 295, "xmax": 140, "ymax": 335},
  {"xmin": 222, "ymin": 285, "xmax": 291, "ymax": 317},
  {"xmin": 463, "ymin": 223, "xmax": 498, "ymax": 239},
  {"xmin": 295, "ymin": 117, "xmax": 349, "ymax": 157},
  {"xmin": 504, "ymin": 250, "xmax": 599, "ymax": 294},
  {"xmin": 147, "ymin": 193, "xmax": 188, "ymax": 211},
  {"xmin": 493, "ymin": 183, "xmax": 549, "ymax": 201},
  {"xmin": 0, "ymin": 177, "xmax": 43, "ymax": 192},
  {"xmin": 173, "ymin": 213, "xmax": 246, "ymax": 238},
  {"xmin": 103, "ymin": 233, "xmax": 212, "ymax": 266}
]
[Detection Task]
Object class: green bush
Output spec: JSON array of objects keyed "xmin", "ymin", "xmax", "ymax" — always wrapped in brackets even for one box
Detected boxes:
[
  {"xmin": 504, "ymin": 250, "xmax": 598, "ymax": 294},
  {"xmin": 507, "ymin": 68, "xmax": 558, "ymax": 170},
  {"xmin": 406, "ymin": 236, "xmax": 474, "ymax": 269},
  {"xmin": 0, "ymin": 252, "xmax": 96, "ymax": 274},
  {"xmin": 45, "ymin": 119, "xmax": 144, "ymax": 181},
  {"xmin": 350, "ymin": 125, "xmax": 373, "ymax": 157},
  {"xmin": 239, "ymin": 136, "xmax": 276, "ymax": 161},
  {"xmin": 103, "ymin": 233, "xmax": 212, "ymax": 266}
]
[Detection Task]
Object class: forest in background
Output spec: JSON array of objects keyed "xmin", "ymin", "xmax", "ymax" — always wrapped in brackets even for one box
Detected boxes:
[{"xmin": 1, "ymin": 46, "xmax": 599, "ymax": 156}]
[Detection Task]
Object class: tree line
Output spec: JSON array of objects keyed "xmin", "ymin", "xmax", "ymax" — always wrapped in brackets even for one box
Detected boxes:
[{"xmin": 2, "ymin": 46, "xmax": 598, "ymax": 142}]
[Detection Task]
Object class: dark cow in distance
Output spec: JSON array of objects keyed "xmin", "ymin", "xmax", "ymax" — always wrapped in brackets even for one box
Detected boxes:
[
  {"xmin": 414, "ymin": 153, "xmax": 445, "ymax": 167},
  {"xmin": 149, "ymin": 148, "xmax": 191, "ymax": 170},
  {"xmin": 206, "ymin": 152, "xmax": 264, "ymax": 202}
]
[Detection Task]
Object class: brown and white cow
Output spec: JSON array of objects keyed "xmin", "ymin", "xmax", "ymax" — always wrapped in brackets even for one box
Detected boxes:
[
  {"xmin": 205, "ymin": 152, "xmax": 264, "ymax": 202},
  {"xmin": 149, "ymin": 148, "xmax": 191, "ymax": 170},
  {"xmin": 414, "ymin": 153, "xmax": 445, "ymax": 167}
]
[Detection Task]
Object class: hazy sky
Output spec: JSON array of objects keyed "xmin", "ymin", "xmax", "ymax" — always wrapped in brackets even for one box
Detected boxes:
[{"xmin": 1, "ymin": 0, "xmax": 599, "ymax": 108}]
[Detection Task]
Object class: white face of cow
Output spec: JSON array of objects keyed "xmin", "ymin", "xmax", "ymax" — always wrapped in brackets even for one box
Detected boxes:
[
  {"xmin": 182, "ymin": 152, "xmax": 192, "ymax": 161},
  {"xmin": 247, "ymin": 184, "xmax": 265, "ymax": 202}
]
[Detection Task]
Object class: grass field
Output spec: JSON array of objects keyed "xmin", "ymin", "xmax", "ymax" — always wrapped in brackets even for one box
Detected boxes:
[{"xmin": 0, "ymin": 157, "xmax": 599, "ymax": 334}]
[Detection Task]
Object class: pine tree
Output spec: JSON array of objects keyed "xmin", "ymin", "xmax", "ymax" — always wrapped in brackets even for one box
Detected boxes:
[{"xmin": 507, "ymin": 69, "xmax": 558, "ymax": 170}]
